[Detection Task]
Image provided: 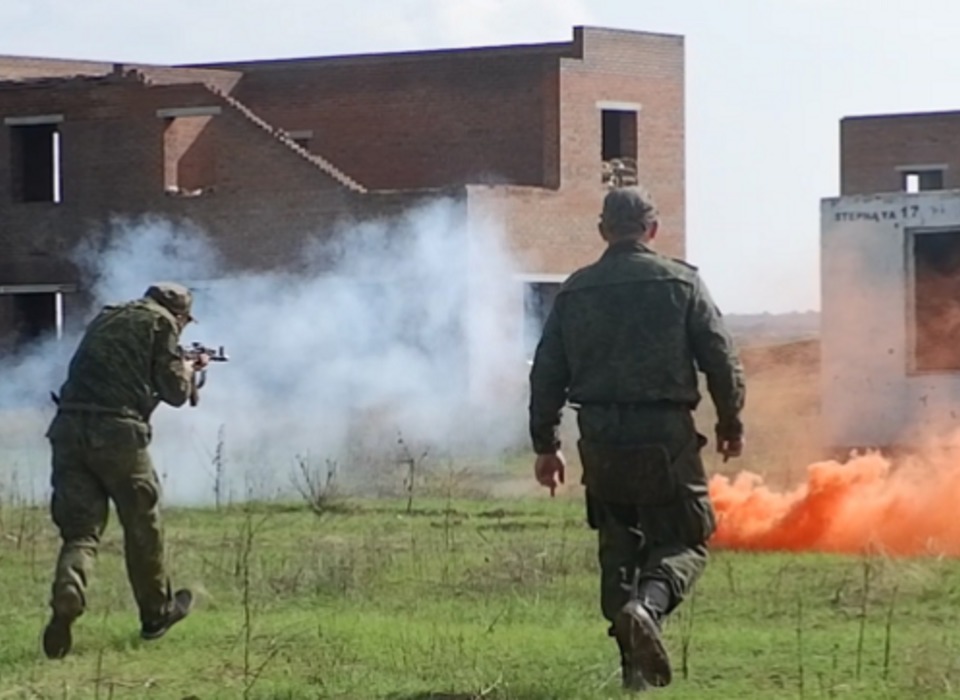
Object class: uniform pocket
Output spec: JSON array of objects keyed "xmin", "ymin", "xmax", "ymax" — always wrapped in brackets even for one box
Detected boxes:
[
  {"xmin": 87, "ymin": 418, "xmax": 151, "ymax": 449},
  {"xmin": 677, "ymin": 486, "xmax": 717, "ymax": 545},
  {"xmin": 578, "ymin": 439, "xmax": 676, "ymax": 506},
  {"xmin": 130, "ymin": 474, "xmax": 160, "ymax": 512},
  {"xmin": 45, "ymin": 413, "xmax": 83, "ymax": 446}
]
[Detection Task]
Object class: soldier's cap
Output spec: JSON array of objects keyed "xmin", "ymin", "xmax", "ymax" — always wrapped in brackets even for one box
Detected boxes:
[
  {"xmin": 144, "ymin": 282, "xmax": 196, "ymax": 322},
  {"xmin": 601, "ymin": 186, "xmax": 658, "ymax": 234}
]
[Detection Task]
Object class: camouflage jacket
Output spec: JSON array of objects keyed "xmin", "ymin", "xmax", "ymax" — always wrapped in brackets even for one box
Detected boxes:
[
  {"xmin": 52, "ymin": 298, "xmax": 193, "ymax": 424},
  {"xmin": 529, "ymin": 239, "xmax": 746, "ymax": 454}
]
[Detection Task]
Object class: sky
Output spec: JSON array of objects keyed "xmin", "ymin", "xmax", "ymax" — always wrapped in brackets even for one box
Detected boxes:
[{"xmin": 3, "ymin": 0, "xmax": 960, "ymax": 314}]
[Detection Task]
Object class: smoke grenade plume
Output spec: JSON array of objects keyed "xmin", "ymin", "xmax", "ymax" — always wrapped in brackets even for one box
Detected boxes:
[
  {"xmin": 0, "ymin": 200, "xmax": 531, "ymax": 504},
  {"xmin": 709, "ymin": 446, "xmax": 960, "ymax": 556}
]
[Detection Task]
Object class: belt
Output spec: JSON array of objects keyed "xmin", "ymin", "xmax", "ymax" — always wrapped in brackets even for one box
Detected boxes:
[
  {"xmin": 55, "ymin": 401, "xmax": 143, "ymax": 421},
  {"xmin": 573, "ymin": 400, "xmax": 693, "ymax": 411}
]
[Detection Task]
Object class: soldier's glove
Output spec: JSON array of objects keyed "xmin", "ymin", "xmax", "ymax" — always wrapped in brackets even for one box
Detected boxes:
[{"xmin": 534, "ymin": 451, "xmax": 566, "ymax": 497}]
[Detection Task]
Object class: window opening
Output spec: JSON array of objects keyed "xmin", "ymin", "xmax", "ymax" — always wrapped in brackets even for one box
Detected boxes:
[
  {"xmin": 12, "ymin": 293, "xmax": 58, "ymax": 347},
  {"xmin": 601, "ymin": 109, "xmax": 638, "ymax": 187},
  {"xmin": 912, "ymin": 229, "xmax": 960, "ymax": 371},
  {"xmin": 903, "ymin": 169, "xmax": 943, "ymax": 193},
  {"xmin": 10, "ymin": 124, "xmax": 61, "ymax": 203},
  {"xmin": 163, "ymin": 115, "xmax": 216, "ymax": 197}
]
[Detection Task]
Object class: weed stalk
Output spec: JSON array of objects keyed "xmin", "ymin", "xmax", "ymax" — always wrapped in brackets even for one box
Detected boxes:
[
  {"xmin": 680, "ymin": 584, "xmax": 698, "ymax": 680},
  {"xmin": 213, "ymin": 423, "xmax": 226, "ymax": 511},
  {"xmin": 796, "ymin": 596, "xmax": 805, "ymax": 699},
  {"xmin": 855, "ymin": 557, "xmax": 872, "ymax": 681},
  {"xmin": 883, "ymin": 584, "xmax": 899, "ymax": 682}
]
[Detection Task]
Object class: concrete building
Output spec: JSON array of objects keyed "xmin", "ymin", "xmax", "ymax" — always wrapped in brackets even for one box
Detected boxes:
[
  {"xmin": 823, "ymin": 108, "xmax": 960, "ymax": 452},
  {"xmin": 0, "ymin": 26, "xmax": 686, "ymax": 358}
]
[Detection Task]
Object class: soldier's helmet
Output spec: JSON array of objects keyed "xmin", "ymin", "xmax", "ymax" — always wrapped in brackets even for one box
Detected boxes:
[{"xmin": 144, "ymin": 282, "xmax": 196, "ymax": 322}]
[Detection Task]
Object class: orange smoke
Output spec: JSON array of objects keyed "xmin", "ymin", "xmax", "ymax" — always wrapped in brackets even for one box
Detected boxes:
[{"xmin": 708, "ymin": 450, "xmax": 960, "ymax": 556}]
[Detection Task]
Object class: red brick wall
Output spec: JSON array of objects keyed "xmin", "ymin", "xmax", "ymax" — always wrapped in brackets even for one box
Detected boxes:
[
  {"xmin": 557, "ymin": 28, "xmax": 685, "ymax": 265},
  {"xmin": 0, "ymin": 77, "xmax": 429, "ymax": 286},
  {"xmin": 0, "ymin": 27, "xmax": 686, "ymax": 340},
  {"xmin": 199, "ymin": 27, "xmax": 685, "ymax": 275},
  {"xmin": 841, "ymin": 111, "xmax": 960, "ymax": 194},
  {"xmin": 468, "ymin": 183, "xmax": 683, "ymax": 278},
  {"xmin": 200, "ymin": 48, "xmax": 567, "ymax": 191},
  {"xmin": 468, "ymin": 29, "xmax": 685, "ymax": 277}
]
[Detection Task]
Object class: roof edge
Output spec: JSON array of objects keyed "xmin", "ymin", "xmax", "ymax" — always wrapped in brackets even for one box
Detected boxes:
[{"xmin": 842, "ymin": 108, "xmax": 960, "ymax": 122}]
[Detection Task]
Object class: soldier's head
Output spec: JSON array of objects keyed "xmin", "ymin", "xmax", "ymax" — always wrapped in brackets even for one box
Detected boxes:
[
  {"xmin": 144, "ymin": 282, "xmax": 195, "ymax": 330},
  {"xmin": 598, "ymin": 186, "xmax": 659, "ymax": 244}
]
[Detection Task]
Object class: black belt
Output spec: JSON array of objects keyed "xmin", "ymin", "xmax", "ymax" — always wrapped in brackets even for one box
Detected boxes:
[
  {"xmin": 54, "ymin": 400, "xmax": 143, "ymax": 422},
  {"xmin": 573, "ymin": 400, "xmax": 693, "ymax": 411}
]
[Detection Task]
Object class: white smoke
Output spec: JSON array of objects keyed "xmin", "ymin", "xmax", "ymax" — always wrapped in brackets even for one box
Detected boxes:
[{"xmin": 0, "ymin": 199, "xmax": 533, "ymax": 505}]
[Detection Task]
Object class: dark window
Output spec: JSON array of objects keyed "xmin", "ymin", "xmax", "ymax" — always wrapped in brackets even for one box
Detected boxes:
[
  {"xmin": 913, "ymin": 230, "xmax": 960, "ymax": 371},
  {"xmin": 903, "ymin": 170, "xmax": 943, "ymax": 193},
  {"xmin": 12, "ymin": 293, "xmax": 57, "ymax": 346},
  {"xmin": 10, "ymin": 124, "xmax": 61, "ymax": 202},
  {"xmin": 601, "ymin": 110, "xmax": 637, "ymax": 162}
]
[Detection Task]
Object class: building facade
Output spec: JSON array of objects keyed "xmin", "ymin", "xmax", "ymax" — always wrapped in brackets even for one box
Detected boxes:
[
  {"xmin": 840, "ymin": 109, "xmax": 960, "ymax": 195},
  {"xmin": 0, "ymin": 26, "xmax": 686, "ymax": 355},
  {"xmin": 822, "ymin": 107, "xmax": 960, "ymax": 452}
]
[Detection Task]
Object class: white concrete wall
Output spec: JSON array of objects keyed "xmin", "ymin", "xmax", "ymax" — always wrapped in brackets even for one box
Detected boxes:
[{"xmin": 821, "ymin": 190, "xmax": 960, "ymax": 449}]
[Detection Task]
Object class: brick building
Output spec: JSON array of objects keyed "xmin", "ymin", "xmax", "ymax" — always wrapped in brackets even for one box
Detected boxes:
[
  {"xmin": 0, "ymin": 26, "xmax": 685, "ymax": 357},
  {"xmin": 840, "ymin": 109, "xmax": 960, "ymax": 195}
]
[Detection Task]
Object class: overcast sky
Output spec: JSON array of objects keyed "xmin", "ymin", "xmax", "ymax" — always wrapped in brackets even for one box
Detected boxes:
[{"xmin": 2, "ymin": 0, "xmax": 956, "ymax": 314}]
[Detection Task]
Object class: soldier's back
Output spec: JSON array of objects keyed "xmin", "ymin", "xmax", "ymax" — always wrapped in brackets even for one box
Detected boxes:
[
  {"xmin": 556, "ymin": 241, "xmax": 702, "ymax": 407},
  {"xmin": 57, "ymin": 301, "xmax": 164, "ymax": 418}
]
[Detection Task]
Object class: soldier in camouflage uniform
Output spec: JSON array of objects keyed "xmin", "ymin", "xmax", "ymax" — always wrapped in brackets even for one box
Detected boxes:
[
  {"xmin": 42, "ymin": 282, "xmax": 208, "ymax": 659},
  {"xmin": 528, "ymin": 187, "xmax": 746, "ymax": 691}
]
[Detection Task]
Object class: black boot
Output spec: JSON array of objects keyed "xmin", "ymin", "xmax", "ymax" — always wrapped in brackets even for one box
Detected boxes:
[
  {"xmin": 638, "ymin": 579, "xmax": 672, "ymax": 628},
  {"xmin": 613, "ymin": 580, "xmax": 673, "ymax": 688},
  {"xmin": 43, "ymin": 584, "xmax": 84, "ymax": 660},
  {"xmin": 613, "ymin": 627, "xmax": 650, "ymax": 692},
  {"xmin": 141, "ymin": 588, "xmax": 193, "ymax": 641}
]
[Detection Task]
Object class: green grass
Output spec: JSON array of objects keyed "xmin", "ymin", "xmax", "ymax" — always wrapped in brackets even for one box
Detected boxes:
[{"xmin": 1, "ymin": 493, "xmax": 959, "ymax": 699}]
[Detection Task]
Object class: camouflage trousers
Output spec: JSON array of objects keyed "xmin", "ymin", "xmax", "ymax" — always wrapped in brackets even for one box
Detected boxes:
[
  {"xmin": 576, "ymin": 404, "xmax": 717, "ymax": 624},
  {"xmin": 46, "ymin": 413, "xmax": 172, "ymax": 626}
]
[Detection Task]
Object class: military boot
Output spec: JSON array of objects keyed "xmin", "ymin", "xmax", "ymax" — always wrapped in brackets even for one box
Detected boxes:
[
  {"xmin": 43, "ymin": 584, "xmax": 84, "ymax": 660},
  {"xmin": 613, "ymin": 627, "xmax": 650, "ymax": 692},
  {"xmin": 613, "ymin": 580, "xmax": 673, "ymax": 688},
  {"xmin": 140, "ymin": 588, "xmax": 193, "ymax": 641}
]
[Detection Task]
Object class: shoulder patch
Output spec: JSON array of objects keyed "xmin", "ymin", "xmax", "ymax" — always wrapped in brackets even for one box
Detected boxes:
[{"xmin": 669, "ymin": 257, "xmax": 698, "ymax": 271}]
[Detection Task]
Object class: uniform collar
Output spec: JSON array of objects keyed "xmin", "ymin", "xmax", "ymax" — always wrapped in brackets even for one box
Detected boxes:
[{"xmin": 601, "ymin": 238, "xmax": 654, "ymax": 258}]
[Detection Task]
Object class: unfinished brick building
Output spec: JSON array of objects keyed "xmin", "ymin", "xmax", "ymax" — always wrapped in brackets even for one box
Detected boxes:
[
  {"xmin": 0, "ymin": 26, "xmax": 685, "ymax": 357},
  {"xmin": 840, "ymin": 109, "xmax": 960, "ymax": 195}
]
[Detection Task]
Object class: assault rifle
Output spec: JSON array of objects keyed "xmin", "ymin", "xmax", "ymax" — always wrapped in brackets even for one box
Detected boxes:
[{"xmin": 181, "ymin": 342, "xmax": 229, "ymax": 406}]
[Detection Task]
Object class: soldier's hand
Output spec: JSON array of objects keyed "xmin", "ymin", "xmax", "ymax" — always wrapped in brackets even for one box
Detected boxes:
[
  {"xmin": 534, "ymin": 451, "xmax": 566, "ymax": 497},
  {"xmin": 191, "ymin": 353, "xmax": 210, "ymax": 371},
  {"xmin": 718, "ymin": 436, "xmax": 744, "ymax": 462}
]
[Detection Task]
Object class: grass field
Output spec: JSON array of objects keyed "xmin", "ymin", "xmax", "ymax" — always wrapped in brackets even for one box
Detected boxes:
[
  {"xmin": 2, "ymin": 493, "xmax": 960, "ymax": 699},
  {"xmin": 5, "ymin": 338, "xmax": 958, "ymax": 699}
]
